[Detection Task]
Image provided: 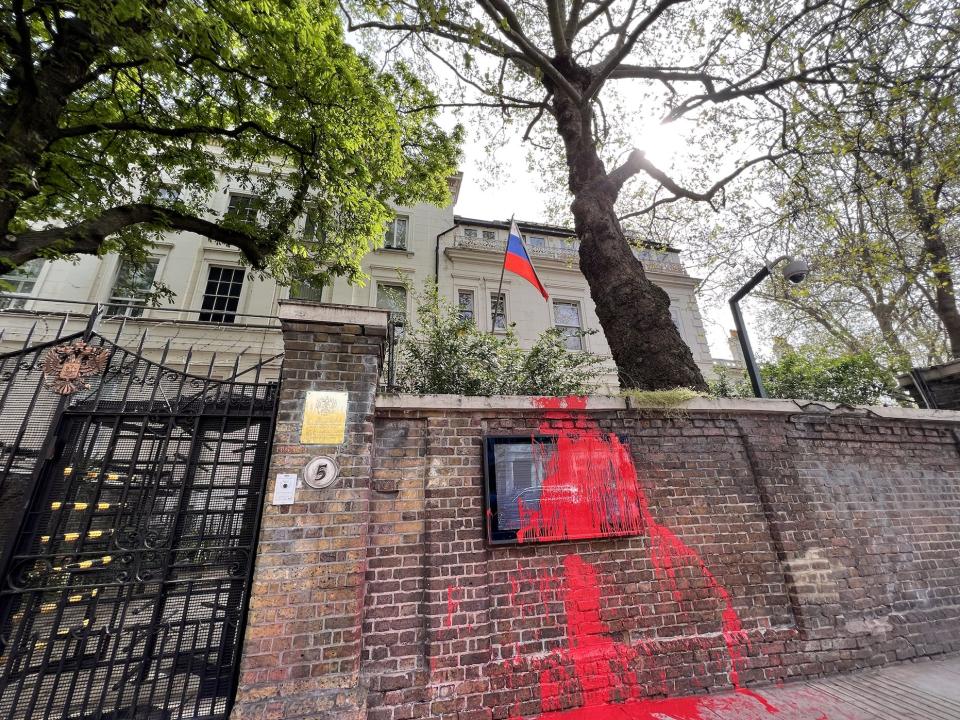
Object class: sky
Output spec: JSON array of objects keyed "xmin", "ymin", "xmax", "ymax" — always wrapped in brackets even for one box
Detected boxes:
[{"xmin": 452, "ymin": 129, "xmax": 742, "ymax": 362}]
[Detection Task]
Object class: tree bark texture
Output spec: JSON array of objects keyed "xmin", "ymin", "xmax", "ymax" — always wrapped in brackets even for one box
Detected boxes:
[
  {"xmin": 550, "ymin": 67, "xmax": 708, "ymax": 391},
  {"xmin": 904, "ymin": 178, "xmax": 960, "ymax": 359}
]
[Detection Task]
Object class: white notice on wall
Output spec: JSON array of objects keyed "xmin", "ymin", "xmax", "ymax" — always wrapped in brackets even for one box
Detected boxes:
[{"xmin": 273, "ymin": 473, "xmax": 298, "ymax": 505}]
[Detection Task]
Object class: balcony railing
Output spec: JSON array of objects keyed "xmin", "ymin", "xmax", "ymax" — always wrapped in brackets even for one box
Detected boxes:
[{"xmin": 450, "ymin": 235, "xmax": 685, "ymax": 273}]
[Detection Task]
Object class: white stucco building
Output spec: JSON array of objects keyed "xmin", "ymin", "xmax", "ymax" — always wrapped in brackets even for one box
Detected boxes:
[{"xmin": 0, "ymin": 173, "xmax": 719, "ymax": 387}]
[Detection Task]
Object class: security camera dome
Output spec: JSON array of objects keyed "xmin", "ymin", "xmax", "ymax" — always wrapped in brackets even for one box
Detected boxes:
[{"xmin": 781, "ymin": 258, "xmax": 810, "ymax": 284}]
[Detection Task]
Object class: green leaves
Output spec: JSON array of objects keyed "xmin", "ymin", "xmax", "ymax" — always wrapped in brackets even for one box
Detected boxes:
[
  {"xmin": 759, "ymin": 348, "xmax": 902, "ymax": 406},
  {"xmin": 394, "ymin": 285, "xmax": 605, "ymax": 396},
  {"xmin": 2, "ymin": 0, "xmax": 462, "ymax": 287}
]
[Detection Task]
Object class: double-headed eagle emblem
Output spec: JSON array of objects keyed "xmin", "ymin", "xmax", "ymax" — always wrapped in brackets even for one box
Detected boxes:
[{"xmin": 42, "ymin": 341, "xmax": 110, "ymax": 395}]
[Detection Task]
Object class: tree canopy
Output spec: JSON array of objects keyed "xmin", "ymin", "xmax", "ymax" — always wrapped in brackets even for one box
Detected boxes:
[
  {"xmin": 0, "ymin": 0, "xmax": 461, "ymax": 292},
  {"xmin": 669, "ymin": 6, "xmax": 960, "ymax": 376},
  {"xmin": 342, "ymin": 0, "xmax": 921, "ymax": 390}
]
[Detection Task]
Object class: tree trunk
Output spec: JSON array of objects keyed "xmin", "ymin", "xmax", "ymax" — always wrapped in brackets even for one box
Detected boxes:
[
  {"xmin": 870, "ymin": 302, "xmax": 912, "ymax": 370},
  {"xmin": 902, "ymin": 169, "xmax": 960, "ymax": 359},
  {"xmin": 550, "ymin": 78, "xmax": 707, "ymax": 391}
]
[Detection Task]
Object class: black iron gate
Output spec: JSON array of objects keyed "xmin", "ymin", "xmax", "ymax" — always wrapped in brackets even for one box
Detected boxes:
[{"xmin": 0, "ymin": 320, "xmax": 279, "ymax": 719}]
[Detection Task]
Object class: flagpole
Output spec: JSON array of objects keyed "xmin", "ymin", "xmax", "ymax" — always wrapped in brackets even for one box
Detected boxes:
[{"xmin": 493, "ymin": 214, "xmax": 513, "ymax": 331}]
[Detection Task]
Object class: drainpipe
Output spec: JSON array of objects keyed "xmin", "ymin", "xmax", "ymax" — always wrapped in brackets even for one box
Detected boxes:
[{"xmin": 435, "ymin": 224, "xmax": 458, "ymax": 284}]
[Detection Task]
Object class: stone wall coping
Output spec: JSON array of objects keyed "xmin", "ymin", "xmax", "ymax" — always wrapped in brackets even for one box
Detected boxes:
[
  {"xmin": 278, "ymin": 300, "xmax": 389, "ymax": 327},
  {"xmin": 375, "ymin": 392, "xmax": 960, "ymax": 423}
]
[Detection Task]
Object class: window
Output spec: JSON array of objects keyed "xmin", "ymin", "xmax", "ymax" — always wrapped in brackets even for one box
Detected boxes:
[
  {"xmin": 553, "ymin": 300, "xmax": 584, "ymax": 350},
  {"xmin": 377, "ymin": 283, "xmax": 408, "ymax": 321},
  {"xmin": 226, "ymin": 193, "xmax": 258, "ymax": 223},
  {"xmin": 290, "ymin": 281, "xmax": 324, "ymax": 302},
  {"xmin": 464, "ymin": 228, "xmax": 478, "ymax": 240},
  {"xmin": 490, "ymin": 292, "xmax": 507, "ymax": 331},
  {"xmin": 384, "ymin": 216, "xmax": 408, "ymax": 250},
  {"xmin": 482, "ymin": 230, "xmax": 497, "ymax": 243},
  {"xmin": 528, "ymin": 236, "xmax": 546, "ymax": 249},
  {"xmin": 0, "ymin": 259, "xmax": 43, "ymax": 309},
  {"xmin": 199, "ymin": 266, "xmax": 245, "ymax": 323},
  {"xmin": 106, "ymin": 258, "xmax": 160, "ymax": 317},
  {"xmin": 457, "ymin": 289, "xmax": 475, "ymax": 323}
]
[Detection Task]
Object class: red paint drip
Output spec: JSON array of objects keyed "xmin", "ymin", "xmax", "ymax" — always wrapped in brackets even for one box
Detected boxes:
[
  {"xmin": 445, "ymin": 585, "xmax": 460, "ymax": 628},
  {"xmin": 517, "ymin": 420, "xmax": 645, "ymax": 543},
  {"xmin": 508, "ymin": 399, "xmax": 764, "ymax": 717}
]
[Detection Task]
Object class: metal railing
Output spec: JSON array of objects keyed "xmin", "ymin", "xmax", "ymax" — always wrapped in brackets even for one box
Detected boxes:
[
  {"xmin": 449, "ymin": 234, "xmax": 686, "ymax": 272},
  {"xmin": 0, "ymin": 293, "xmax": 282, "ymax": 326}
]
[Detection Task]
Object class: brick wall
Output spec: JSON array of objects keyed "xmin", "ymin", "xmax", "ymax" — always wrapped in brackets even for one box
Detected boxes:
[
  {"xmin": 361, "ymin": 397, "xmax": 960, "ymax": 720},
  {"xmin": 235, "ymin": 306, "xmax": 960, "ymax": 720},
  {"xmin": 231, "ymin": 302, "xmax": 388, "ymax": 720}
]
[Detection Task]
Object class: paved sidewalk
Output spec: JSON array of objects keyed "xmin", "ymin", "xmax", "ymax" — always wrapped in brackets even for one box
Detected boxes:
[{"xmin": 538, "ymin": 653, "xmax": 960, "ymax": 719}]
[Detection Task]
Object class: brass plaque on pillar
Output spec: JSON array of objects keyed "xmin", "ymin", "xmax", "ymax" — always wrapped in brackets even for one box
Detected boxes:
[{"xmin": 300, "ymin": 391, "xmax": 348, "ymax": 444}]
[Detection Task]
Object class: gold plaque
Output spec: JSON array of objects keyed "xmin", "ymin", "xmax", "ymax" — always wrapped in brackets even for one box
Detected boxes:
[{"xmin": 300, "ymin": 391, "xmax": 348, "ymax": 444}]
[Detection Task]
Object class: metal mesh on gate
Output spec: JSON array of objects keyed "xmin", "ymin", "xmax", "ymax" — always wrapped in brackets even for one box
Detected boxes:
[{"xmin": 0, "ymin": 330, "xmax": 278, "ymax": 720}]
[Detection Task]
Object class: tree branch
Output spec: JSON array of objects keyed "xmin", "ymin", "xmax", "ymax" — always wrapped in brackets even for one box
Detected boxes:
[
  {"xmin": 51, "ymin": 119, "xmax": 309, "ymax": 156},
  {"xmin": 12, "ymin": 0, "xmax": 35, "ymax": 93},
  {"xmin": 585, "ymin": 0, "xmax": 689, "ymax": 101},
  {"xmin": 607, "ymin": 148, "xmax": 646, "ymax": 193},
  {"xmin": 546, "ymin": 0, "xmax": 569, "ymax": 55},
  {"xmin": 619, "ymin": 150, "xmax": 793, "ymax": 218},
  {"xmin": 476, "ymin": 0, "xmax": 584, "ymax": 101},
  {"xmin": 607, "ymin": 63, "xmax": 718, "ymax": 92},
  {"xmin": 8, "ymin": 204, "xmax": 278, "ymax": 267}
]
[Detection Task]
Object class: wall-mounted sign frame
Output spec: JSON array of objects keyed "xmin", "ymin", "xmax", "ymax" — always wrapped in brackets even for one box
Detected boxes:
[
  {"xmin": 483, "ymin": 435, "xmax": 555, "ymax": 545},
  {"xmin": 300, "ymin": 391, "xmax": 348, "ymax": 444},
  {"xmin": 482, "ymin": 433, "xmax": 645, "ymax": 546}
]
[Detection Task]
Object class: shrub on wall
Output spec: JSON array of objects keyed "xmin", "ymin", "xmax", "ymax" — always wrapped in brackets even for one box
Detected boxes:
[
  {"xmin": 394, "ymin": 286, "xmax": 605, "ymax": 396},
  {"xmin": 710, "ymin": 349, "xmax": 905, "ymax": 406}
]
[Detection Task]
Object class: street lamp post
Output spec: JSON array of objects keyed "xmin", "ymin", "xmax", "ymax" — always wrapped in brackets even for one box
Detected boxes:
[{"xmin": 728, "ymin": 256, "xmax": 810, "ymax": 398}]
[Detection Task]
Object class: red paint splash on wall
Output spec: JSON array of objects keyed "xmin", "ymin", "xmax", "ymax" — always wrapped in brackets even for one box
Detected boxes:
[
  {"xmin": 509, "ymin": 397, "xmax": 766, "ymax": 717},
  {"xmin": 516, "ymin": 428, "xmax": 646, "ymax": 543},
  {"xmin": 445, "ymin": 585, "xmax": 460, "ymax": 628},
  {"xmin": 539, "ymin": 555, "xmax": 642, "ymax": 711}
]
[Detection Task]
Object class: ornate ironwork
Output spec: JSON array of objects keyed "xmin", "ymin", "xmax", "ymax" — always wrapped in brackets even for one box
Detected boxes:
[
  {"xmin": 41, "ymin": 341, "xmax": 110, "ymax": 396},
  {"xmin": 0, "ymin": 311, "xmax": 280, "ymax": 720}
]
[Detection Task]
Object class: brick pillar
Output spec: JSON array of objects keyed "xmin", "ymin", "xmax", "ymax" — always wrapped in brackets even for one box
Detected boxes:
[{"xmin": 231, "ymin": 301, "xmax": 388, "ymax": 720}]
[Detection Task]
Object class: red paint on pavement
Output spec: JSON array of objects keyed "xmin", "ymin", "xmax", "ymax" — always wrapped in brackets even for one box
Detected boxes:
[{"xmin": 537, "ymin": 689, "xmax": 783, "ymax": 719}]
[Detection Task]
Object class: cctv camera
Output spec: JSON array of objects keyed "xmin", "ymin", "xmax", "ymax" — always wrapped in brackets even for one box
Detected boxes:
[{"xmin": 781, "ymin": 259, "xmax": 810, "ymax": 284}]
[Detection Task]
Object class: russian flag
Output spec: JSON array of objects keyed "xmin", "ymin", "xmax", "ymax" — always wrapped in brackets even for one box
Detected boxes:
[{"xmin": 503, "ymin": 220, "xmax": 549, "ymax": 300}]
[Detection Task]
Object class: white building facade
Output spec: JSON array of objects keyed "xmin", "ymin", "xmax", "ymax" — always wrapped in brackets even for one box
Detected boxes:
[{"xmin": 0, "ymin": 174, "xmax": 718, "ymax": 387}]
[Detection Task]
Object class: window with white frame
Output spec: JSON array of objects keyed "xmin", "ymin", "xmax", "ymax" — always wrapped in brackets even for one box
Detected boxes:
[
  {"xmin": 377, "ymin": 283, "xmax": 408, "ymax": 321},
  {"xmin": 490, "ymin": 292, "xmax": 507, "ymax": 331},
  {"xmin": 226, "ymin": 193, "xmax": 259, "ymax": 223},
  {"xmin": 528, "ymin": 236, "xmax": 546, "ymax": 249},
  {"xmin": 0, "ymin": 259, "xmax": 44, "ymax": 309},
  {"xmin": 482, "ymin": 229, "xmax": 497, "ymax": 243},
  {"xmin": 384, "ymin": 216, "xmax": 408, "ymax": 250},
  {"xmin": 106, "ymin": 258, "xmax": 160, "ymax": 317},
  {"xmin": 553, "ymin": 300, "xmax": 584, "ymax": 350},
  {"xmin": 457, "ymin": 289, "xmax": 475, "ymax": 323},
  {"xmin": 199, "ymin": 266, "xmax": 245, "ymax": 323},
  {"xmin": 464, "ymin": 228, "xmax": 478, "ymax": 240}
]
